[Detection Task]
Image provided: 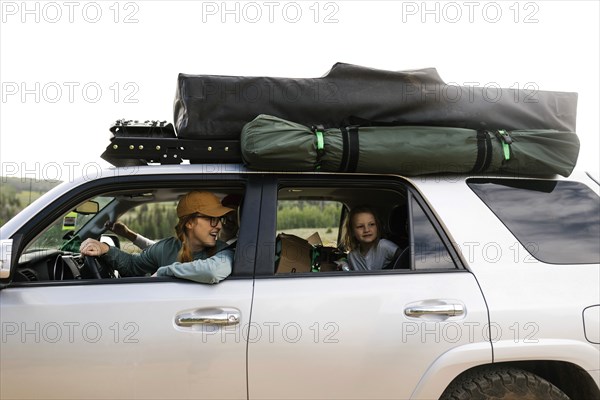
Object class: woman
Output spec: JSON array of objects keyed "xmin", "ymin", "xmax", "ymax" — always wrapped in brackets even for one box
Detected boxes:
[
  {"xmin": 80, "ymin": 191, "xmax": 235, "ymax": 283},
  {"xmin": 342, "ymin": 205, "xmax": 399, "ymax": 271},
  {"xmin": 104, "ymin": 193, "xmax": 242, "ymax": 249}
]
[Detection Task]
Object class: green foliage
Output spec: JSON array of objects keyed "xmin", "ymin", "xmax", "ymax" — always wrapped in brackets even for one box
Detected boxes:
[
  {"xmin": 0, "ymin": 176, "xmax": 60, "ymax": 225},
  {"xmin": 277, "ymin": 201, "xmax": 342, "ymax": 230},
  {"xmin": 119, "ymin": 201, "xmax": 179, "ymax": 241},
  {"xmin": 0, "ymin": 185, "xmax": 22, "ymax": 226},
  {"xmin": 2, "ymin": 176, "xmax": 59, "ymax": 193}
]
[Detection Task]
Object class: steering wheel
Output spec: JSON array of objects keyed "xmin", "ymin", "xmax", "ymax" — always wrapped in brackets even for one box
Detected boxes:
[
  {"xmin": 80, "ymin": 256, "xmax": 115, "ymax": 279},
  {"xmin": 383, "ymin": 247, "xmax": 410, "ymax": 270}
]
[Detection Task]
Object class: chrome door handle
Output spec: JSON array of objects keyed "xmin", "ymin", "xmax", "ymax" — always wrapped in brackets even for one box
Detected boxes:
[
  {"xmin": 175, "ymin": 307, "xmax": 241, "ymax": 327},
  {"xmin": 404, "ymin": 304, "xmax": 465, "ymax": 317}
]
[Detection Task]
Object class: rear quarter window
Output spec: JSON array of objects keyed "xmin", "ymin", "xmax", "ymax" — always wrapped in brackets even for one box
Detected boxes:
[{"xmin": 468, "ymin": 179, "xmax": 600, "ymax": 264}]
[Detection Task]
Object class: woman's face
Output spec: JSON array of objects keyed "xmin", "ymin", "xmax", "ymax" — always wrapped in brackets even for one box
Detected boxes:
[
  {"xmin": 186, "ymin": 215, "xmax": 222, "ymax": 250},
  {"xmin": 352, "ymin": 212, "xmax": 378, "ymax": 247}
]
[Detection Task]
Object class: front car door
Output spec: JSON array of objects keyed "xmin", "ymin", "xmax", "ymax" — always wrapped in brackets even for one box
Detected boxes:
[{"xmin": 1, "ymin": 171, "xmax": 260, "ymax": 400}]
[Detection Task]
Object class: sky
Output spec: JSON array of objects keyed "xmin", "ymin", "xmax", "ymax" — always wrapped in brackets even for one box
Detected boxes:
[{"xmin": 1, "ymin": 0, "xmax": 598, "ymax": 183}]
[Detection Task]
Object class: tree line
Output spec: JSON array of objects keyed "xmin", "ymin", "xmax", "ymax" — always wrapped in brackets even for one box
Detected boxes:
[
  {"xmin": 0, "ymin": 186, "xmax": 22, "ymax": 226},
  {"xmin": 1, "ymin": 177, "xmax": 59, "ymax": 226},
  {"xmin": 117, "ymin": 200, "xmax": 343, "ymax": 241},
  {"xmin": 119, "ymin": 203, "xmax": 179, "ymax": 241},
  {"xmin": 277, "ymin": 201, "xmax": 342, "ymax": 230}
]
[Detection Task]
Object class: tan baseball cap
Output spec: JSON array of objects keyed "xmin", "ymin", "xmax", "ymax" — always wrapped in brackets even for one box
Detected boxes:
[{"xmin": 177, "ymin": 191, "xmax": 234, "ymax": 218}]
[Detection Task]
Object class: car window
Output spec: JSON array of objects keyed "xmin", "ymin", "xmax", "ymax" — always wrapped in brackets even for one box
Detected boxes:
[
  {"xmin": 274, "ymin": 182, "xmax": 458, "ymax": 274},
  {"xmin": 13, "ymin": 182, "xmax": 248, "ymax": 283},
  {"xmin": 468, "ymin": 179, "xmax": 600, "ymax": 264}
]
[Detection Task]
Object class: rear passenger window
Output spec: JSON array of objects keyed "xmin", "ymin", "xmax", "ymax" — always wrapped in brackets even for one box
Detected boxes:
[
  {"xmin": 468, "ymin": 179, "xmax": 600, "ymax": 264},
  {"xmin": 273, "ymin": 183, "xmax": 460, "ymax": 273}
]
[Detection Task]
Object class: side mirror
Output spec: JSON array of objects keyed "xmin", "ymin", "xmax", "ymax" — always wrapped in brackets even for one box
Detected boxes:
[{"xmin": 75, "ymin": 201, "xmax": 100, "ymax": 215}]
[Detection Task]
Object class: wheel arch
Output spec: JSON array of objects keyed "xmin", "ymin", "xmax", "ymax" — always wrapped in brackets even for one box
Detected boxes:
[
  {"xmin": 492, "ymin": 360, "xmax": 599, "ymax": 400},
  {"xmin": 435, "ymin": 360, "xmax": 599, "ymax": 400}
]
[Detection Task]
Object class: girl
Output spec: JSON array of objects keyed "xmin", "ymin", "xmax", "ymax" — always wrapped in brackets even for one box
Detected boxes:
[{"xmin": 342, "ymin": 205, "xmax": 399, "ymax": 271}]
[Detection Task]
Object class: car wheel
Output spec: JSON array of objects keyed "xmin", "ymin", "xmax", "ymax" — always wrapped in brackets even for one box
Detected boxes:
[{"xmin": 439, "ymin": 367, "xmax": 570, "ymax": 400}]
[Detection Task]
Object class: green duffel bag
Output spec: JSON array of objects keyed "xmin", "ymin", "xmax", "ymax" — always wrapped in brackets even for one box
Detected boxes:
[{"xmin": 241, "ymin": 115, "xmax": 580, "ymax": 177}]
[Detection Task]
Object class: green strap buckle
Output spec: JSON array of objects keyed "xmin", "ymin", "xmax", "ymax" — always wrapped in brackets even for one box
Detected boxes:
[
  {"xmin": 312, "ymin": 125, "xmax": 325, "ymax": 171},
  {"xmin": 498, "ymin": 129, "xmax": 512, "ymax": 161},
  {"xmin": 315, "ymin": 130, "xmax": 324, "ymax": 152}
]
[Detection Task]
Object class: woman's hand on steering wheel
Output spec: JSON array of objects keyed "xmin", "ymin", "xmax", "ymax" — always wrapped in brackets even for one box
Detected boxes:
[{"xmin": 79, "ymin": 239, "xmax": 109, "ymax": 257}]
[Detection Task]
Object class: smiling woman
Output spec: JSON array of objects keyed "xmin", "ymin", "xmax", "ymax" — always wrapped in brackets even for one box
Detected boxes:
[{"xmin": 80, "ymin": 190, "xmax": 235, "ymax": 283}]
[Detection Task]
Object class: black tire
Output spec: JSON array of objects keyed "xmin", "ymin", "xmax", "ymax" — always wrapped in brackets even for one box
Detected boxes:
[{"xmin": 439, "ymin": 367, "xmax": 570, "ymax": 400}]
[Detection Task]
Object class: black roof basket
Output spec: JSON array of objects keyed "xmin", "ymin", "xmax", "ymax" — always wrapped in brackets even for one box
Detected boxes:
[{"xmin": 101, "ymin": 120, "xmax": 242, "ymax": 167}]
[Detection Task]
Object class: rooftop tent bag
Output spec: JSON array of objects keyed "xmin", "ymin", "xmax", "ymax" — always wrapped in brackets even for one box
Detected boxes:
[
  {"xmin": 240, "ymin": 115, "xmax": 580, "ymax": 177},
  {"xmin": 174, "ymin": 63, "xmax": 578, "ymax": 139}
]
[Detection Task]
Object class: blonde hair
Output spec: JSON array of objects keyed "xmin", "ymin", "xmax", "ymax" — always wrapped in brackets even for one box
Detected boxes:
[{"xmin": 342, "ymin": 205, "xmax": 383, "ymax": 252}]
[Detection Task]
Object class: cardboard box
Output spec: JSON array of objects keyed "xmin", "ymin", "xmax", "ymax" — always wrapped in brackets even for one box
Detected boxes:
[
  {"xmin": 306, "ymin": 231, "xmax": 323, "ymax": 246},
  {"xmin": 276, "ymin": 233, "xmax": 313, "ymax": 274}
]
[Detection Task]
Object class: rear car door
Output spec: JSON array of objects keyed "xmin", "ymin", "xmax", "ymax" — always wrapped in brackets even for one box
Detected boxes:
[
  {"xmin": 246, "ymin": 174, "xmax": 491, "ymax": 400},
  {"xmin": 0, "ymin": 173, "xmax": 260, "ymax": 400}
]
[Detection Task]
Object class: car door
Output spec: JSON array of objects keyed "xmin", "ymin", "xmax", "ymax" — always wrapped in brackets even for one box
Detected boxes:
[
  {"xmin": 246, "ymin": 175, "xmax": 491, "ymax": 400},
  {"xmin": 0, "ymin": 174, "xmax": 261, "ymax": 400}
]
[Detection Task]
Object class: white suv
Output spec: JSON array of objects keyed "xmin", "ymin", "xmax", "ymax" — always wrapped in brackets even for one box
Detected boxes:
[{"xmin": 1, "ymin": 164, "xmax": 599, "ymax": 400}]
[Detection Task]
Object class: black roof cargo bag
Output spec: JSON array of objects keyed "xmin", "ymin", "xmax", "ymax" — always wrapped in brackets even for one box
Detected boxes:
[
  {"xmin": 174, "ymin": 63, "xmax": 578, "ymax": 139},
  {"xmin": 241, "ymin": 115, "xmax": 580, "ymax": 177}
]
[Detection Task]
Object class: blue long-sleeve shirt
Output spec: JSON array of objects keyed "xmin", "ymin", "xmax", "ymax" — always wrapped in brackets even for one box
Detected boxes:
[{"xmin": 100, "ymin": 237, "xmax": 233, "ymax": 284}]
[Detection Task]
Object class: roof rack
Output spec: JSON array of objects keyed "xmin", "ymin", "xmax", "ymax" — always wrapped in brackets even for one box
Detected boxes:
[{"xmin": 101, "ymin": 120, "xmax": 242, "ymax": 167}]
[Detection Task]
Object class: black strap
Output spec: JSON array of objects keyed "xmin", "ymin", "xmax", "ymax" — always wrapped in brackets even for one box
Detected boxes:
[
  {"xmin": 482, "ymin": 130, "xmax": 493, "ymax": 172},
  {"xmin": 340, "ymin": 127, "xmax": 349, "ymax": 172},
  {"xmin": 471, "ymin": 130, "xmax": 492, "ymax": 173},
  {"xmin": 340, "ymin": 126, "xmax": 360, "ymax": 172}
]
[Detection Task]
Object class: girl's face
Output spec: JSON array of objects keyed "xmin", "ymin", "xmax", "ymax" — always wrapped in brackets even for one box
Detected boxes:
[
  {"xmin": 185, "ymin": 216, "xmax": 222, "ymax": 251},
  {"xmin": 352, "ymin": 212, "xmax": 378, "ymax": 247}
]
